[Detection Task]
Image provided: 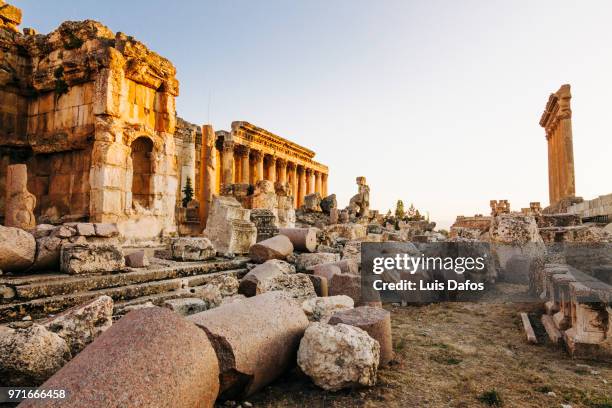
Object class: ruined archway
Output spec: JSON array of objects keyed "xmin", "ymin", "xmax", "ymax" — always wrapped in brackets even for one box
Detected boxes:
[{"xmin": 130, "ymin": 136, "xmax": 154, "ymax": 209}]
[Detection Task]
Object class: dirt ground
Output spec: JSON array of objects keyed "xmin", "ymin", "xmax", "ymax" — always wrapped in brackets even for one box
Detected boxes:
[{"xmin": 247, "ymin": 284, "xmax": 612, "ymax": 408}]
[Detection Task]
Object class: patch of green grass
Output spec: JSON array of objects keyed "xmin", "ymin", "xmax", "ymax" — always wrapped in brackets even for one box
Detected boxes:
[
  {"xmin": 477, "ymin": 390, "xmax": 503, "ymax": 407},
  {"xmin": 587, "ymin": 396, "xmax": 612, "ymax": 408}
]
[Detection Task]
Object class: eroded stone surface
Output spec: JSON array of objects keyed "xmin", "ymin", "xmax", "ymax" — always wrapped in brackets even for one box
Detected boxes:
[
  {"xmin": 297, "ymin": 322, "xmax": 379, "ymax": 391},
  {"xmin": 171, "ymin": 237, "xmax": 215, "ymax": 261},
  {"xmin": 0, "ymin": 225, "xmax": 35, "ymax": 272},
  {"xmin": 296, "ymin": 252, "xmax": 341, "ymax": 272},
  {"xmin": 302, "ymin": 295, "xmax": 354, "ymax": 323},
  {"xmin": 21, "ymin": 307, "xmax": 220, "ymax": 408},
  {"xmin": 0, "ymin": 324, "xmax": 71, "ymax": 386},
  {"xmin": 42, "ymin": 295, "xmax": 113, "ymax": 355},
  {"xmin": 188, "ymin": 291, "xmax": 309, "ymax": 399},
  {"xmin": 60, "ymin": 243, "xmax": 125, "ymax": 274}
]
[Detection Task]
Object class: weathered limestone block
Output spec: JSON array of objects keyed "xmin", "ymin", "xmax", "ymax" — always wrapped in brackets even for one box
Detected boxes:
[
  {"xmin": 206, "ymin": 274, "xmax": 240, "ymax": 297},
  {"xmin": 329, "ymin": 306, "xmax": 393, "ymax": 366},
  {"xmin": 192, "ymin": 284, "xmax": 223, "ymax": 309},
  {"xmin": 93, "ymin": 223, "xmax": 119, "ymax": 238},
  {"xmin": 324, "ymin": 223, "xmax": 367, "ymax": 241},
  {"xmin": 347, "ymin": 177, "xmax": 370, "ymax": 219},
  {"xmin": 329, "ymin": 208, "xmax": 339, "ymax": 224},
  {"xmin": 279, "ymin": 227, "xmax": 318, "ymax": 252},
  {"xmin": 277, "ymin": 194, "xmax": 296, "ymax": 228},
  {"xmin": 251, "ymin": 180, "xmax": 277, "ymax": 210},
  {"xmin": 0, "ymin": 324, "xmax": 71, "ymax": 386},
  {"xmin": 239, "ymin": 260, "xmax": 291, "ymax": 297},
  {"xmin": 4, "ymin": 164, "xmax": 36, "ymax": 229},
  {"xmin": 489, "ymin": 214, "xmax": 545, "ymax": 284},
  {"xmin": 302, "ymin": 193, "xmax": 322, "ymax": 212},
  {"xmin": 60, "ymin": 243, "xmax": 125, "ymax": 274},
  {"xmin": 297, "ymin": 322, "xmax": 379, "ymax": 391},
  {"xmin": 302, "ymin": 295, "xmax": 354, "ymax": 323},
  {"xmin": 0, "ymin": 225, "xmax": 35, "ymax": 272},
  {"xmin": 320, "ymin": 194, "xmax": 337, "ymax": 215},
  {"xmin": 249, "ymin": 234, "xmax": 294, "ymax": 263},
  {"xmin": 22, "ymin": 308, "xmax": 219, "ymax": 408},
  {"xmin": 171, "ymin": 237, "xmax": 215, "ymax": 261},
  {"xmin": 313, "ymin": 263, "xmax": 342, "ymax": 281},
  {"xmin": 125, "ymin": 250, "xmax": 149, "ymax": 268},
  {"xmin": 75, "ymin": 223, "xmax": 95, "ymax": 236},
  {"xmin": 31, "ymin": 235, "xmax": 63, "ymax": 271},
  {"xmin": 329, "ymin": 273, "xmax": 362, "ymax": 305},
  {"xmin": 204, "ymin": 196, "xmax": 257, "ymax": 254},
  {"xmin": 164, "ymin": 298, "xmax": 207, "ymax": 316},
  {"xmin": 296, "ymin": 252, "xmax": 341, "ymax": 272},
  {"xmin": 0, "ymin": 2, "xmax": 22, "ymax": 31},
  {"xmin": 342, "ymin": 240, "xmax": 363, "ymax": 264},
  {"xmin": 188, "ymin": 292, "xmax": 309, "ymax": 399},
  {"xmin": 42, "ymin": 296, "xmax": 113, "ymax": 355},
  {"xmin": 257, "ymin": 273, "xmax": 316, "ymax": 299}
]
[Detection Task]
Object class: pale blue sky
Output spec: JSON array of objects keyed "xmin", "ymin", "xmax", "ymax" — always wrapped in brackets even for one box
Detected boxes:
[{"xmin": 17, "ymin": 0, "xmax": 612, "ymax": 228}]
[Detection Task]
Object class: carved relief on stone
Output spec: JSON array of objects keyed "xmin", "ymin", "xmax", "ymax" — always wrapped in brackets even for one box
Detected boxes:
[{"xmin": 5, "ymin": 164, "xmax": 36, "ymax": 229}]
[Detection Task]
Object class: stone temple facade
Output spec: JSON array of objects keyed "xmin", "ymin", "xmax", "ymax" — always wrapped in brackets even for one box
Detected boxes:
[{"xmin": 0, "ymin": 6, "xmax": 328, "ymax": 241}]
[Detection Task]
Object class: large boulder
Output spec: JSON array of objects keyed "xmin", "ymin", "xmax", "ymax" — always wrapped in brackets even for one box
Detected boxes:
[
  {"xmin": 31, "ymin": 235, "xmax": 63, "ymax": 271},
  {"xmin": 0, "ymin": 324, "xmax": 71, "ymax": 386},
  {"xmin": 297, "ymin": 323, "xmax": 380, "ymax": 391},
  {"xmin": 329, "ymin": 273, "xmax": 362, "ymax": 305},
  {"xmin": 279, "ymin": 227, "xmax": 318, "ymax": 252},
  {"xmin": 302, "ymin": 295, "xmax": 354, "ymax": 323},
  {"xmin": 21, "ymin": 308, "xmax": 220, "ymax": 408},
  {"xmin": 0, "ymin": 225, "xmax": 35, "ymax": 272},
  {"xmin": 296, "ymin": 252, "xmax": 341, "ymax": 272},
  {"xmin": 60, "ymin": 243, "xmax": 125, "ymax": 274},
  {"xmin": 188, "ymin": 292, "xmax": 309, "ymax": 399},
  {"xmin": 164, "ymin": 298, "xmax": 208, "ymax": 316},
  {"xmin": 248, "ymin": 234, "xmax": 294, "ymax": 263},
  {"xmin": 42, "ymin": 296, "xmax": 113, "ymax": 355},
  {"xmin": 329, "ymin": 306, "xmax": 393, "ymax": 366},
  {"xmin": 171, "ymin": 237, "xmax": 216, "ymax": 261}
]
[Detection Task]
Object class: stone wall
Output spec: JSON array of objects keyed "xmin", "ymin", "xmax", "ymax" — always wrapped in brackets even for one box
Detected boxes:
[{"xmin": 0, "ymin": 10, "xmax": 179, "ymax": 241}]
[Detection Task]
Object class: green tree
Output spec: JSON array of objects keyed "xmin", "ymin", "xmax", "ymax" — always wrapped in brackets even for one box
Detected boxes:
[
  {"xmin": 182, "ymin": 176, "xmax": 194, "ymax": 207},
  {"xmin": 395, "ymin": 200, "xmax": 405, "ymax": 219}
]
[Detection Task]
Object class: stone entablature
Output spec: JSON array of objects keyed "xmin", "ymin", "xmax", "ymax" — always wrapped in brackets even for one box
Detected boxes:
[{"xmin": 540, "ymin": 84, "xmax": 576, "ymax": 206}]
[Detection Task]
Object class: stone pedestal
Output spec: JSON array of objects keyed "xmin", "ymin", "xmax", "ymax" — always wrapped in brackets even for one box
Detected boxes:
[{"xmin": 203, "ymin": 196, "xmax": 256, "ymax": 255}]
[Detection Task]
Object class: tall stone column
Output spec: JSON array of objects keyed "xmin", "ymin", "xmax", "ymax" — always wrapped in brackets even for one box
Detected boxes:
[
  {"xmin": 221, "ymin": 139, "xmax": 235, "ymax": 187},
  {"xmin": 278, "ymin": 159, "xmax": 287, "ymax": 184},
  {"xmin": 298, "ymin": 166, "xmax": 306, "ymax": 207},
  {"xmin": 322, "ymin": 173, "xmax": 328, "ymax": 197},
  {"xmin": 546, "ymin": 134, "xmax": 554, "ymax": 205},
  {"xmin": 560, "ymin": 117, "xmax": 575, "ymax": 198},
  {"xmin": 289, "ymin": 163, "xmax": 298, "ymax": 208},
  {"xmin": 199, "ymin": 125, "xmax": 217, "ymax": 226},
  {"xmin": 251, "ymin": 150, "xmax": 264, "ymax": 183},
  {"xmin": 314, "ymin": 171, "xmax": 322, "ymax": 194},
  {"xmin": 5, "ymin": 164, "xmax": 36, "ymax": 229},
  {"xmin": 306, "ymin": 168, "xmax": 314, "ymax": 195},
  {"xmin": 267, "ymin": 156, "xmax": 277, "ymax": 183},
  {"xmin": 238, "ymin": 146, "xmax": 250, "ymax": 184}
]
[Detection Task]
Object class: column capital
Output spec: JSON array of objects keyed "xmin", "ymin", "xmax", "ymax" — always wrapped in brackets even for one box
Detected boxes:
[
  {"xmin": 277, "ymin": 158, "xmax": 287, "ymax": 168},
  {"xmin": 222, "ymin": 140, "xmax": 235, "ymax": 152},
  {"xmin": 235, "ymin": 144, "xmax": 250, "ymax": 157},
  {"xmin": 305, "ymin": 168, "xmax": 313, "ymax": 176},
  {"xmin": 251, "ymin": 149, "xmax": 264, "ymax": 160}
]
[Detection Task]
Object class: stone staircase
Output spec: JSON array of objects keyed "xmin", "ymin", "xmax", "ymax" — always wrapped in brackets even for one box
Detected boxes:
[{"xmin": 0, "ymin": 256, "xmax": 250, "ymax": 323}]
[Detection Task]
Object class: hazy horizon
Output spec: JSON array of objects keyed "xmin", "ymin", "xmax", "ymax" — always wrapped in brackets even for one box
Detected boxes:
[{"xmin": 18, "ymin": 0, "xmax": 612, "ymax": 229}]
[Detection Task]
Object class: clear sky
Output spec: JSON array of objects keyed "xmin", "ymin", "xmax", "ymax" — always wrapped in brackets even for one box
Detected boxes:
[{"xmin": 17, "ymin": 0, "xmax": 612, "ymax": 229}]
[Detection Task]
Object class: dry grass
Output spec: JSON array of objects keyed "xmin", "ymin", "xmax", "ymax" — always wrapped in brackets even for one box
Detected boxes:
[{"xmin": 246, "ymin": 284, "xmax": 612, "ymax": 408}]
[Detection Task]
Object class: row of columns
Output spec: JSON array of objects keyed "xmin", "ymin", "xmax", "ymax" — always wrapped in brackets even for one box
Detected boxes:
[{"xmin": 220, "ymin": 141, "xmax": 328, "ymax": 207}]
